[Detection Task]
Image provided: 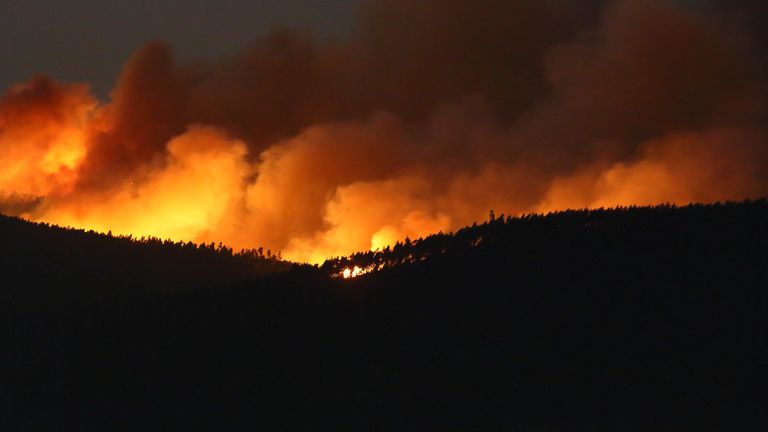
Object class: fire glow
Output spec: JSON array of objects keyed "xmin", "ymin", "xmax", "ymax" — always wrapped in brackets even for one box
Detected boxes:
[
  {"xmin": 1, "ymin": 0, "xmax": 767, "ymax": 264},
  {"xmin": 341, "ymin": 266, "xmax": 368, "ymax": 279}
]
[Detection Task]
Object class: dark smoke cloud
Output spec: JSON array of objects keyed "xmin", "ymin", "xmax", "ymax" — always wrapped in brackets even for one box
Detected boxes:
[
  {"xmin": 2, "ymin": 0, "xmax": 767, "ymax": 262},
  {"xmin": 78, "ymin": 41, "xmax": 188, "ymax": 188}
]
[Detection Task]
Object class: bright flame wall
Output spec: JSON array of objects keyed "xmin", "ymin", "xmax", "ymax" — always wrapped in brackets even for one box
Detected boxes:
[{"xmin": 1, "ymin": 0, "xmax": 768, "ymax": 263}]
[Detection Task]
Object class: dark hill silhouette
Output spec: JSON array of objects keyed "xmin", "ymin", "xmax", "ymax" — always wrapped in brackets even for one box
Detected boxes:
[
  {"xmin": 5, "ymin": 200, "xmax": 768, "ymax": 430},
  {"xmin": 0, "ymin": 215, "xmax": 297, "ymax": 315}
]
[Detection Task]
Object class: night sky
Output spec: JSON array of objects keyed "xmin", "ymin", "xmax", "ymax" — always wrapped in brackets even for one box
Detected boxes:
[{"xmin": 0, "ymin": 0, "xmax": 364, "ymax": 96}]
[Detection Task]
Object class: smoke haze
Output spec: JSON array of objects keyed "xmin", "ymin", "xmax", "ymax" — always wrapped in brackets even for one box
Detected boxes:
[{"xmin": 1, "ymin": 0, "xmax": 767, "ymax": 262}]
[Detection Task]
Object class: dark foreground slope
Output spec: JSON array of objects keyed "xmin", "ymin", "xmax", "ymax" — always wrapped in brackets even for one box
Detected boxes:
[
  {"xmin": 5, "ymin": 201, "xmax": 768, "ymax": 430},
  {"xmin": 0, "ymin": 215, "xmax": 295, "ymax": 314}
]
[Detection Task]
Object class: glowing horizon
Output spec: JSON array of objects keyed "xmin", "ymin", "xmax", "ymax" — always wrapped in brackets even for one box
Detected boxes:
[{"xmin": 2, "ymin": 0, "xmax": 767, "ymax": 264}]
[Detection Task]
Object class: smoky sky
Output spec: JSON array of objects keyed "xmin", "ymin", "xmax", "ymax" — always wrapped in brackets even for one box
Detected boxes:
[
  {"xmin": 0, "ymin": 0, "xmax": 364, "ymax": 96},
  {"xmin": 2, "ymin": 1, "xmax": 761, "ymax": 96},
  {"xmin": 2, "ymin": 0, "xmax": 768, "ymax": 262}
]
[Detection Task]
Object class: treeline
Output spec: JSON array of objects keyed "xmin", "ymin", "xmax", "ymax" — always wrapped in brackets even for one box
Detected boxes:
[
  {"xmin": 4, "ymin": 200, "xmax": 768, "ymax": 429},
  {"xmin": 0, "ymin": 214, "xmax": 300, "ymax": 314},
  {"xmin": 322, "ymin": 199, "xmax": 768, "ymax": 276}
]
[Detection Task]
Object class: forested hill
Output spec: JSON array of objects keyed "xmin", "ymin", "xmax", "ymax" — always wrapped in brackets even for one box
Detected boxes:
[
  {"xmin": 0, "ymin": 214, "xmax": 296, "ymax": 313},
  {"xmin": 5, "ymin": 200, "xmax": 768, "ymax": 429},
  {"xmin": 5, "ymin": 200, "xmax": 768, "ymax": 311},
  {"xmin": 323, "ymin": 199, "xmax": 768, "ymax": 277}
]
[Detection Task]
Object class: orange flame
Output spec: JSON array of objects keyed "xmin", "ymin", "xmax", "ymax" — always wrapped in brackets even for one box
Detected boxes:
[
  {"xmin": 1, "ymin": 0, "xmax": 767, "ymax": 263},
  {"xmin": 341, "ymin": 266, "xmax": 366, "ymax": 279}
]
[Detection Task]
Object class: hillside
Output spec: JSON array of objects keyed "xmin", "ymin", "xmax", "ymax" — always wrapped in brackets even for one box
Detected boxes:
[
  {"xmin": 0, "ymin": 214, "xmax": 297, "ymax": 314},
  {"xmin": 5, "ymin": 201, "xmax": 768, "ymax": 430}
]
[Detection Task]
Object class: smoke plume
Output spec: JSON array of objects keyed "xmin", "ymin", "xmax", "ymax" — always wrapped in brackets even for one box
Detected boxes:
[{"xmin": 1, "ymin": 0, "xmax": 767, "ymax": 262}]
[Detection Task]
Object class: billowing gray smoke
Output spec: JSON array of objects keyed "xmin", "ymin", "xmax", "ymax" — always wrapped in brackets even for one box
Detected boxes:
[{"xmin": 1, "ymin": 0, "xmax": 766, "ymax": 262}]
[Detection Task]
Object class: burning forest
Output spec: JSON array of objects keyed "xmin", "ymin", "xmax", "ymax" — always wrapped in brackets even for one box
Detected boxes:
[{"xmin": 1, "ymin": 0, "xmax": 767, "ymax": 263}]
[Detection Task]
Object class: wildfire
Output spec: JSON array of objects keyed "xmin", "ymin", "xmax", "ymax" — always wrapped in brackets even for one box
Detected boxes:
[
  {"xmin": 1, "ymin": 0, "xmax": 767, "ymax": 265},
  {"xmin": 338, "ymin": 264, "xmax": 383, "ymax": 279},
  {"xmin": 341, "ymin": 266, "xmax": 365, "ymax": 279}
]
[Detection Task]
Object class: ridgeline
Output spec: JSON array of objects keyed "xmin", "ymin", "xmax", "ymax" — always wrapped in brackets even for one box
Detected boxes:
[{"xmin": 4, "ymin": 200, "xmax": 768, "ymax": 429}]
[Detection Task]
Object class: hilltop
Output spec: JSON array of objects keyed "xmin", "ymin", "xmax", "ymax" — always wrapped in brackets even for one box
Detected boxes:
[
  {"xmin": 0, "ymin": 214, "xmax": 298, "ymax": 314},
  {"xmin": 5, "ymin": 200, "xmax": 768, "ymax": 429}
]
